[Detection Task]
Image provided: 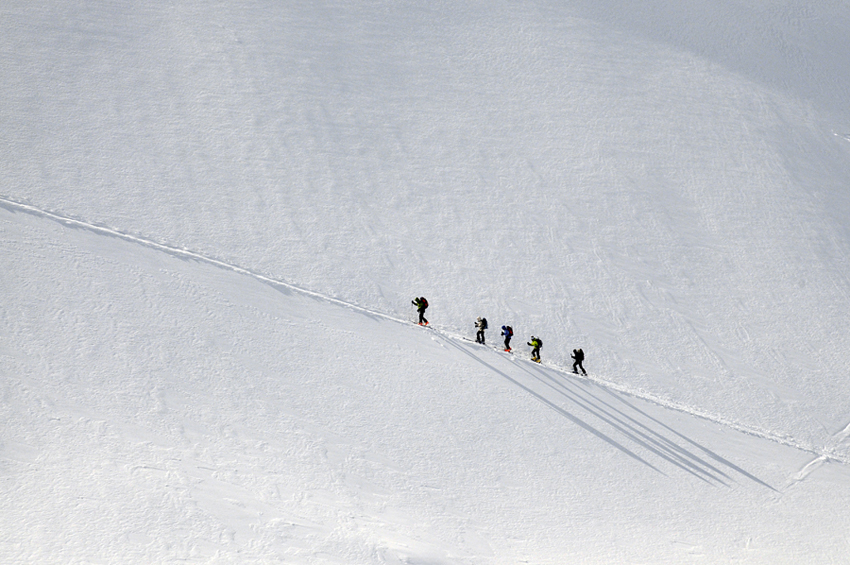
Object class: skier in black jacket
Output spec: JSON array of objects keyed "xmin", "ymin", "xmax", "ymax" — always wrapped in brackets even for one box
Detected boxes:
[
  {"xmin": 572, "ymin": 348, "xmax": 587, "ymax": 375},
  {"xmin": 475, "ymin": 317, "xmax": 488, "ymax": 344},
  {"xmin": 412, "ymin": 297, "xmax": 429, "ymax": 326}
]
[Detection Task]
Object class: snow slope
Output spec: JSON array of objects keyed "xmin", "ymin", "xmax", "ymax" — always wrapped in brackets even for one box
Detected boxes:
[
  {"xmin": 2, "ymin": 0, "xmax": 850, "ymax": 562},
  {"xmin": 4, "ymin": 202, "xmax": 850, "ymax": 563}
]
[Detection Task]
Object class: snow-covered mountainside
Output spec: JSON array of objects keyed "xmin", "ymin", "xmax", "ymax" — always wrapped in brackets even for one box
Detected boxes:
[{"xmin": 2, "ymin": 1, "xmax": 850, "ymax": 563}]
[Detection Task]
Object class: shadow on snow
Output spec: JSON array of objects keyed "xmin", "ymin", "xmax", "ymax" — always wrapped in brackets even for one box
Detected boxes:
[{"xmin": 437, "ymin": 332, "xmax": 775, "ymax": 490}]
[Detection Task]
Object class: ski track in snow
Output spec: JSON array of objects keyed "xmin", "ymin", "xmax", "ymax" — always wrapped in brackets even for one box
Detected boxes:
[{"xmin": 3, "ymin": 194, "xmax": 846, "ymax": 470}]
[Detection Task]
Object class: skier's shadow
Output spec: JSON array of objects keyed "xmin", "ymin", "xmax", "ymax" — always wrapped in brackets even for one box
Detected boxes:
[
  {"xmin": 438, "ymin": 333, "xmax": 775, "ymax": 489},
  {"xmin": 522, "ymin": 361, "xmax": 774, "ymax": 489},
  {"xmin": 436, "ymin": 335, "xmax": 665, "ymax": 474}
]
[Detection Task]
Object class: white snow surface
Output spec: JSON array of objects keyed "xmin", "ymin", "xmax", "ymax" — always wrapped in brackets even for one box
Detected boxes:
[{"xmin": 2, "ymin": 1, "xmax": 850, "ymax": 563}]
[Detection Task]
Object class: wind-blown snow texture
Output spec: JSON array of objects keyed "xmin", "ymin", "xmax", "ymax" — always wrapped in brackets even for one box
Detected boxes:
[{"xmin": 2, "ymin": 1, "xmax": 850, "ymax": 563}]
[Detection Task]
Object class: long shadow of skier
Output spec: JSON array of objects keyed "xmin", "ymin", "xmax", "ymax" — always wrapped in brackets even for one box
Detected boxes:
[
  {"xmin": 516, "ymin": 361, "xmax": 725, "ymax": 484},
  {"xmin": 436, "ymin": 332, "xmax": 775, "ymax": 489},
  {"xmin": 518, "ymin": 360, "xmax": 776, "ymax": 490},
  {"xmin": 433, "ymin": 333, "xmax": 666, "ymax": 475},
  {"xmin": 595, "ymin": 381, "xmax": 777, "ymax": 491}
]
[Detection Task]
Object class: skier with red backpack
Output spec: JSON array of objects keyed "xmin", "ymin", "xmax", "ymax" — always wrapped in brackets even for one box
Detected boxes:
[
  {"xmin": 501, "ymin": 325, "xmax": 513, "ymax": 352},
  {"xmin": 412, "ymin": 297, "xmax": 429, "ymax": 326}
]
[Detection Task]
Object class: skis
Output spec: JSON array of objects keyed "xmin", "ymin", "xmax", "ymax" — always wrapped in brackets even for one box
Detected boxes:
[
  {"xmin": 462, "ymin": 337, "xmax": 514, "ymax": 355},
  {"xmin": 462, "ymin": 336, "xmax": 487, "ymax": 345},
  {"xmin": 417, "ymin": 326, "xmax": 552, "ymax": 367}
]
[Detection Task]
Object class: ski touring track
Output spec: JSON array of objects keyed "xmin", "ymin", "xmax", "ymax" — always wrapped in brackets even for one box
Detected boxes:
[{"xmin": 3, "ymin": 194, "xmax": 846, "ymax": 474}]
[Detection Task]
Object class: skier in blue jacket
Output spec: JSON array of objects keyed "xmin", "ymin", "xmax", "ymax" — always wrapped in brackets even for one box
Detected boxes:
[{"xmin": 501, "ymin": 325, "xmax": 513, "ymax": 352}]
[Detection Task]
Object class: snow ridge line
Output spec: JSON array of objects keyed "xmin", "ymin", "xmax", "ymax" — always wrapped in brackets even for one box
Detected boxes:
[{"xmin": 2, "ymin": 195, "xmax": 844, "ymax": 465}]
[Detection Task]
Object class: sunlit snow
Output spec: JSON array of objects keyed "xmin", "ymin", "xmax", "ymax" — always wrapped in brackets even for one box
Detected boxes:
[{"xmin": 2, "ymin": 1, "xmax": 850, "ymax": 563}]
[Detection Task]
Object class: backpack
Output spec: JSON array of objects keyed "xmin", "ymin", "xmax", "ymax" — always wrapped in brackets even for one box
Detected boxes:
[
  {"xmin": 505, "ymin": 325, "xmax": 513, "ymax": 337},
  {"xmin": 480, "ymin": 317, "xmax": 488, "ymax": 330},
  {"xmin": 420, "ymin": 297, "xmax": 428, "ymax": 308},
  {"xmin": 536, "ymin": 337, "xmax": 542, "ymax": 347}
]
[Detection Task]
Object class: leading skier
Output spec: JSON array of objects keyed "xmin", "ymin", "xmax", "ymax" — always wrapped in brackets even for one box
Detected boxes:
[{"xmin": 412, "ymin": 297, "xmax": 429, "ymax": 326}]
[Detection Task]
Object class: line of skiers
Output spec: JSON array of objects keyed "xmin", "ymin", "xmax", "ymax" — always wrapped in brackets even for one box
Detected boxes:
[{"xmin": 413, "ymin": 297, "xmax": 587, "ymax": 374}]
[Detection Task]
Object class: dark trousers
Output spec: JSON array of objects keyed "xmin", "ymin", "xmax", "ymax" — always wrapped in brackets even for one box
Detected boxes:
[
  {"xmin": 476, "ymin": 330, "xmax": 485, "ymax": 343},
  {"xmin": 573, "ymin": 360, "xmax": 586, "ymax": 375},
  {"xmin": 418, "ymin": 310, "xmax": 428, "ymax": 325},
  {"xmin": 531, "ymin": 347, "xmax": 540, "ymax": 359},
  {"xmin": 504, "ymin": 337, "xmax": 512, "ymax": 350}
]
